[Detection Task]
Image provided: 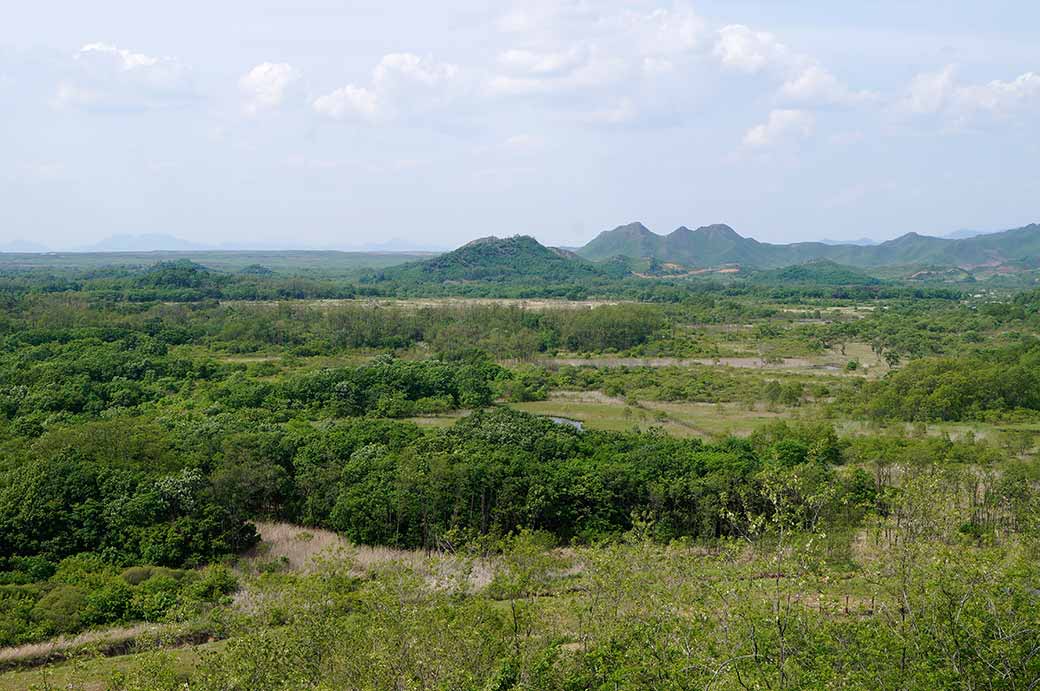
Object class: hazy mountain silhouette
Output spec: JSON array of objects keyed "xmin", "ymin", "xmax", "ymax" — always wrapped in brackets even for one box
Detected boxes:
[{"xmin": 578, "ymin": 222, "xmax": 1040, "ymax": 269}]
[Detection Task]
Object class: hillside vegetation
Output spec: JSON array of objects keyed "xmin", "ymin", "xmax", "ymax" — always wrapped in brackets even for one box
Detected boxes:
[
  {"xmin": 372, "ymin": 235, "xmax": 624, "ymax": 285},
  {"xmin": 1, "ymin": 255, "xmax": 1040, "ymax": 690}
]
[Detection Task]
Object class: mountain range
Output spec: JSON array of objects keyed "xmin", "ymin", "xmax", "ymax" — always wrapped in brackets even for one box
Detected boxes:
[{"xmin": 577, "ymin": 222, "xmax": 1040, "ymax": 270}]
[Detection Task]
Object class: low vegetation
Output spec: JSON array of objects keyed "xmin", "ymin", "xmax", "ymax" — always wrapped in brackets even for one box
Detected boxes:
[{"xmin": 1, "ymin": 259, "xmax": 1039, "ymax": 689}]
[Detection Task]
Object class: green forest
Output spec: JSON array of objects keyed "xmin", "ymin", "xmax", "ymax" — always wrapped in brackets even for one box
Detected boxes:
[{"xmin": 1, "ymin": 258, "xmax": 1039, "ymax": 690}]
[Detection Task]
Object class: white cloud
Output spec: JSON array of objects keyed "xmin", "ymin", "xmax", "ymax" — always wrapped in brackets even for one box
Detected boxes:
[
  {"xmin": 900, "ymin": 66, "xmax": 957, "ymax": 115},
  {"xmin": 714, "ymin": 25, "xmax": 790, "ymax": 74},
  {"xmin": 714, "ymin": 25, "xmax": 873, "ymax": 108},
  {"xmin": 956, "ymin": 71, "xmax": 1040, "ymax": 115},
  {"xmin": 616, "ymin": 6, "xmax": 705, "ymax": 57},
  {"xmin": 313, "ymin": 52, "xmax": 463, "ymax": 122},
  {"xmin": 498, "ymin": 46, "xmax": 589, "ymax": 77},
  {"xmin": 79, "ymin": 42, "xmax": 161, "ymax": 71},
  {"xmin": 488, "ymin": 45, "xmax": 627, "ymax": 96},
  {"xmin": 742, "ymin": 109, "xmax": 814, "ymax": 149},
  {"xmin": 239, "ymin": 62, "xmax": 298, "ymax": 115},
  {"xmin": 373, "ymin": 52, "xmax": 459, "ymax": 89},
  {"xmin": 898, "ymin": 66, "xmax": 1040, "ymax": 122},
  {"xmin": 485, "ymin": 5, "xmax": 873, "ymax": 133},
  {"xmin": 54, "ymin": 42, "xmax": 193, "ymax": 111},
  {"xmin": 313, "ymin": 85, "xmax": 380, "ymax": 121},
  {"xmin": 487, "ymin": 3, "xmax": 704, "ymax": 102},
  {"xmin": 780, "ymin": 65, "xmax": 875, "ymax": 106}
]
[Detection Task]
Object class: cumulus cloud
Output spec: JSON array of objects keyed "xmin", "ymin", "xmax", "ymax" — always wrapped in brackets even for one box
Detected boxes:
[
  {"xmin": 53, "ymin": 42, "xmax": 193, "ymax": 111},
  {"xmin": 488, "ymin": 45, "xmax": 627, "ymax": 96},
  {"xmin": 897, "ymin": 66, "xmax": 1040, "ymax": 123},
  {"xmin": 957, "ymin": 72, "xmax": 1040, "ymax": 114},
  {"xmin": 616, "ymin": 6, "xmax": 705, "ymax": 57},
  {"xmin": 239, "ymin": 62, "xmax": 298, "ymax": 115},
  {"xmin": 80, "ymin": 42, "xmax": 162, "ymax": 71},
  {"xmin": 487, "ymin": 3, "xmax": 704, "ymax": 102},
  {"xmin": 742, "ymin": 109, "xmax": 814, "ymax": 149},
  {"xmin": 714, "ymin": 25, "xmax": 790, "ymax": 74},
  {"xmin": 313, "ymin": 53, "xmax": 463, "ymax": 122},
  {"xmin": 498, "ymin": 46, "xmax": 589, "ymax": 78},
  {"xmin": 714, "ymin": 25, "xmax": 873, "ymax": 108},
  {"xmin": 900, "ymin": 66, "xmax": 957, "ymax": 115},
  {"xmin": 313, "ymin": 85, "xmax": 380, "ymax": 121},
  {"xmin": 779, "ymin": 65, "xmax": 875, "ymax": 107},
  {"xmin": 484, "ymin": 4, "xmax": 876, "ymax": 140}
]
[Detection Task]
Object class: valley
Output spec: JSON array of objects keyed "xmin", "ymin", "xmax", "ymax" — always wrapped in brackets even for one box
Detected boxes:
[{"xmin": 2, "ymin": 251, "xmax": 1039, "ymax": 688}]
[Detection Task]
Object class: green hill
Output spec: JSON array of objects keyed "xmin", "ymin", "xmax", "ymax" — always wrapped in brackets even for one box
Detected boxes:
[
  {"xmin": 379, "ymin": 235, "xmax": 621, "ymax": 284},
  {"xmin": 578, "ymin": 222, "xmax": 1040, "ymax": 271},
  {"xmin": 750, "ymin": 260, "xmax": 881, "ymax": 285},
  {"xmin": 578, "ymin": 222, "xmax": 662, "ymax": 259}
]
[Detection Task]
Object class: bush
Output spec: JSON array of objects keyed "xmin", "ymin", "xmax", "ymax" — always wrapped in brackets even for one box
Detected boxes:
[
  {"xmin": 185, "ymin": 566, "xmax": 238, "ymax": 603},
  {"xmin": 32, "ymin": 584, "xmax": 88, "ymax": 634},
  {"xmin": 84, "ymin": 577, "xmax": 134, "ymax": 625},
  {"xmin": 132, "ymin": 574, "xmax": 182, "ymax": 621}
]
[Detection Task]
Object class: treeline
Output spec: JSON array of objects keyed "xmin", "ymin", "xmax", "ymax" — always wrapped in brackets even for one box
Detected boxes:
[
  {"xmin": 848, "ymin": 341, "xmax": 1040, "ymax": 421},
  {"xmin": 0, "ymin": 257, "xmax": 973, "ymax": 303},
  {"xmin": 2, "ymin": 298, "xmax": 669, "ymax": 358},
  {"xmin": 0, "ymin": 408, "xmax": 854, "ymax": 566}
]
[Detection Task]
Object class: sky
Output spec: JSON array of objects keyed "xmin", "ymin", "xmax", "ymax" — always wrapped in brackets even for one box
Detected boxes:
[{"xmin": 1, "ymin": 0, "xmax": 1039, "ymax": 250}]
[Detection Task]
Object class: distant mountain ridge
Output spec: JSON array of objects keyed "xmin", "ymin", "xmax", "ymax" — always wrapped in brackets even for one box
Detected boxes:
[
  {"xmin": 65, "ymin": 233, "xmax": 448, "ymax": 252},
  {"xmin": 83, "ymin": 234, "xmax": 214, "ymax": 252},
  {"xmin": 578, "ymin": 222, "xmax": 1040, "ymax": 270},
  {"xmin": 0, "ymin": 238, "xmax": 51, "ymax": 253}
]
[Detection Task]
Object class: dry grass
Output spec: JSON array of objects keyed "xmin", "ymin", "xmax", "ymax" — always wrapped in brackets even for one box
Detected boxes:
[
  {"xmin": 0, "ymin": 624, "xmax": 154, "ymax": 667},
  {"xmin": 242, "ymin": 522, "xmax": 496, "ymax": 591},
  {"xmin": 0, "ymin": 622, "xmax": 204, "ymax": 672},
  {"xmin": 244, "ymin": 522, "xmax": 351, "ymax": 573}
]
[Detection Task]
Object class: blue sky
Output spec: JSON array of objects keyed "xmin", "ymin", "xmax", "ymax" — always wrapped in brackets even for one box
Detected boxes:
[{"xmin": 1, "ymin": 0, "xmax": 1038, "ymax": 250}]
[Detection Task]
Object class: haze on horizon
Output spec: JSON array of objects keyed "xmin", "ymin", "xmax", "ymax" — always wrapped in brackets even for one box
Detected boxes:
[{"xmin": 1, "ymin": 0, "xmax": 1038, "ymax": 251}]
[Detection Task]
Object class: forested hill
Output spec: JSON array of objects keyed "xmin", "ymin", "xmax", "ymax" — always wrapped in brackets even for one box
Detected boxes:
[
  {"xmin": 372, "ymin": 235, "xmax": 626, "ymax": 284},
  {"xmin": 578, "ymin": 221, "xmax": 1040, "ymax": 270},
  {"xmin": 749, "ymin": 260, "xmax": 881, "ymax": 286}
]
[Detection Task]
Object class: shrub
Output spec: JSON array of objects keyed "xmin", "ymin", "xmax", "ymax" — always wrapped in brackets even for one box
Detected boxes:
[
  {"xmin": 185, "ymin": 566, "xmax": 238, "ymax": 603},
  {"xmin": 132, "ymin": 574, "xmax": 182, "ymax": 621},
  {"xmin": 83, "ymin": 577, "xmax": 134, "ymax": 625},
  {"xmin": 32, "ymin": 584, "xmax": 88, "ymax": 634}
]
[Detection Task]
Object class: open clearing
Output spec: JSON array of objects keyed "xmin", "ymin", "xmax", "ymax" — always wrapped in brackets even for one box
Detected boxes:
[
  {"xmin": 223, "ymin": 297, "xmax": 629, "ymax": 311},
  {"xmin": 512, "ymin": 393, "xmax": 786, "ymax": 438}
]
